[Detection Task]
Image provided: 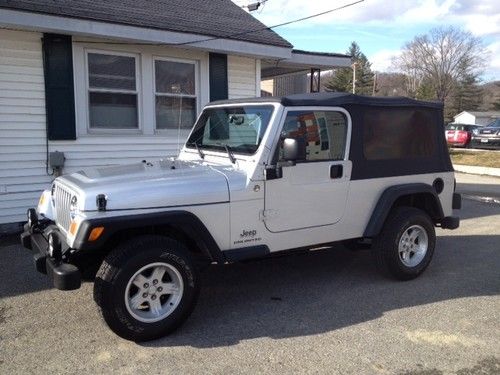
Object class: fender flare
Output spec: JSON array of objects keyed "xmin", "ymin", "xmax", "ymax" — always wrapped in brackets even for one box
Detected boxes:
[
  {"xmin": 73, "ymin": 210, "xmax": 225, "ymax": 263},
  {"xmin": 363, "ymin": 183, "xmax": 444, "ymax": 238}
]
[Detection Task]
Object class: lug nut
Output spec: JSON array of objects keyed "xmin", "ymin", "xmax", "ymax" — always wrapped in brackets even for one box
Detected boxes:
[
  {"xmin": 142, "ymin": 292, "xmax": 148, "ymax": 298},
  {"xmin": 144, "ymin": 283, "xmax": 149, "ymax": 288},
  {"xmin": 151, "ymin": 295, "xmax": 156, "ymax": 300},
  {"xmin": 153, "ymin": 279, "xmax": 158, "ymax": 285},
  {"xmin": 157, "ymin": 287, "xmax": 163, "ymax": 292}
]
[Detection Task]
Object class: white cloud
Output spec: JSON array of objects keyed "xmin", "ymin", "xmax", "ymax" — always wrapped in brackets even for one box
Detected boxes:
[
  {"xmin": 460, "ymin": 14, "xmax": 500, "ymax": 36},
  {"xmin": 369, "ymin": 49, "xmax": 401, "ymax": 72},
  {"xmin": 235, "ymin": 0, "xmax": 500, "ymax": 36}
]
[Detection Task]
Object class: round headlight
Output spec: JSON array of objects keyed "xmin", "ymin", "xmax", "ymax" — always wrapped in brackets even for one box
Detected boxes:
[
  {"xmin": 70, "ymin": 196, "xmax": 78, "ymax": 211},
  {"xmin": 70, "ymin": 196, "xmax": 78, "ymax": 219}
]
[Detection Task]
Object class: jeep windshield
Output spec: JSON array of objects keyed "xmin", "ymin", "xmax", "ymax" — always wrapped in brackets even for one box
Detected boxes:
[{"xmin": 186, "ymin": 105, "xmax": 274, "ymax": 155}]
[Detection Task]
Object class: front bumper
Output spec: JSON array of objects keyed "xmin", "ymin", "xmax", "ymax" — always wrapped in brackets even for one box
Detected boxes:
[
  {"xmin": 20, "ymin": 219, "xmax": 81, "ymax": 291},
  {"xmin": 470, "ymin": 137, "xmax": 500, "ymax": 149}
]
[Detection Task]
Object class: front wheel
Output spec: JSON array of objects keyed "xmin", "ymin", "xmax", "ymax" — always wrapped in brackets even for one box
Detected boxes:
[
  {"xmin": 94, "ymin": 235, "xmax": 199, "ymax": 341},
  {"xmin": 372, "ymin": 207, "xmax": 436, "ymax": 280}
]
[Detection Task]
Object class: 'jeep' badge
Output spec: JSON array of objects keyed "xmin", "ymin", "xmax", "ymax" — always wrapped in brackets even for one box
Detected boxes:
[{"xmin": 240, "ymin": 229, "xmax": 257, "ymax": 238}]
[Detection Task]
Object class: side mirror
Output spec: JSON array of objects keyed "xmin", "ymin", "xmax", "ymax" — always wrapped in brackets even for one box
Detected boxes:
[{"xmin": 283, "ymin": 138, "xmax": 299, "ymax": 162}]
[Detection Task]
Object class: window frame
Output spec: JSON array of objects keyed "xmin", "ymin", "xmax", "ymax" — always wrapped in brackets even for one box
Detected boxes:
[
  {"xmin": 153, "ymin": 56, "xmax": 199, "ymax": 133},
  {"xmin": 84, "ymin": 49, "xmax": 142, "ymax": 134},
  {"xmin": 185, "ymin": 104, "xmax": 275, "ymax": 156},
  {"xmin": 273, "ymin": 107, "xmax": 352, "ymax": 164}
]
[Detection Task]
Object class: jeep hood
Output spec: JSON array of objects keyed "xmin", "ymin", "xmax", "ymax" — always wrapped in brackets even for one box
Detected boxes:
[{"xmin": 58, "ymin": 159, "xmax": 231, "ymax": 211}]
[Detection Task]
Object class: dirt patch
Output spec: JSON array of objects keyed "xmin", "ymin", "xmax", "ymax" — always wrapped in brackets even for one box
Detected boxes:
[
  {"xmin": 450, "ymin": 149, "xmax": 500, "ymax": 168},
  {"xmin": 398, "ymin": 357, "xmax": 500, "ymax": 375},
  {"xmin": 0, "ymin": 306, "xmax": 10, "ymax": 325}
]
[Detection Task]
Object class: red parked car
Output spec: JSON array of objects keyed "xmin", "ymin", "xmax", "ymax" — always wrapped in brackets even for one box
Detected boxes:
[{"xmin": 445, "ymin": 124, "xmax": 480, "ymax": 148}]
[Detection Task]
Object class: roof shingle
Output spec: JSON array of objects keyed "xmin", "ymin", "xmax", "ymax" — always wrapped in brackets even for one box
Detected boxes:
[{"xmin": 0, "ymin": 0, "xmax": 292, "ymax": 48}]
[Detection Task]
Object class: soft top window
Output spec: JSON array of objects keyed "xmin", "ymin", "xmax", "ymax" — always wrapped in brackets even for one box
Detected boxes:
[{"xmin": 363, "ymin": 108, "xmax": 436, "ymax": 160}]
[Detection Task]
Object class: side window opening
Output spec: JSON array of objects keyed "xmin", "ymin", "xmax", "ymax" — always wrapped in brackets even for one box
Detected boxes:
[
  {"xmin": 278, "ymin": 110, "xmax": 347, "ymax": 162},
  {"xmin": 363, "ymin": 108, "xmax": 436, "ymax": 160}
]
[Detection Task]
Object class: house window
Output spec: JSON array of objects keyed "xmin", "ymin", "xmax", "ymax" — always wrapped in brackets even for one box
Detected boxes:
[
  {"xmin": 87, "ymin": 52, "xmax": 139, "ymax": 130},
  {"xmin": 154, "ymin": 59, "xmax": 197, "ymax": 130}
]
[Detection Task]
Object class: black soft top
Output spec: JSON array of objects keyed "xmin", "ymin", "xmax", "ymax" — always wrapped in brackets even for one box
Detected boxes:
[
  {"xmin": 210, "ymin": 92, "xmax": 443, "ymax": 109},
  {"xmin": 210, "ymin": 92, "xmax": 452, "ymax": 180}
]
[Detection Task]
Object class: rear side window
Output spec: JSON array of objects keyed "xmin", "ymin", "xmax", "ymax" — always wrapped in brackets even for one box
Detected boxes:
[
  {"xmin": 363, "ymin": 108, "xmax": 436, "ymax": 160},
  {"xmin": 279, "ymin": 110, "xmax": 347, "ymax": 161}
]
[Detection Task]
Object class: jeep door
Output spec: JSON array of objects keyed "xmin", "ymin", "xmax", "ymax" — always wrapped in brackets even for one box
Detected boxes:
[{"xmin": 264, "ymin": 108, "xmax": 352, "ymax": 233}]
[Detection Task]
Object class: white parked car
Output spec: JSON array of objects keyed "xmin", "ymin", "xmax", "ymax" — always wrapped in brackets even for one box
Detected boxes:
[{"xmin": 21, "ymin": 93, "xmax": 461, "ymax": 341}]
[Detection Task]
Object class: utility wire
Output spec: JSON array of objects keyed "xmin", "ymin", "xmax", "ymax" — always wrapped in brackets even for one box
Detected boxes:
[{"xmin": 75, "ymin": 0, "xmax": 364, "ymax": 47}]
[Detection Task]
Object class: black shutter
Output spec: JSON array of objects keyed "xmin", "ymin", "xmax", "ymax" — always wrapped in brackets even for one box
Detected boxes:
[
  {"xmin": 209, "ymin": 53, "xmax": 228, "ymax": 102},
  {"xmin": 42, "ymin": 34, "xmax": 76, "ymax": 140}
]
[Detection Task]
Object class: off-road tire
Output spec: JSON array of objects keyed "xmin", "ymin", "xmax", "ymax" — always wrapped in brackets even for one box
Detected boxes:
[
  {"xmin": 372, "ymin": 207, "xmax": 435, "ymax": 280},
  {"xmin": 94, "ymin": 235, "xmax": 199, "ymax": 341}
]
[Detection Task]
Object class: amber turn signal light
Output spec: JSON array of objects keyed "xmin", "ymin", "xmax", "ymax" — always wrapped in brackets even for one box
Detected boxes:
[
  {"xmin": 88, "ymin": 226, "xmax": 104, "ymax": 242},
  {"xmin": 69, "ymin": 221, "xmax": 79, "ymax": 235}
]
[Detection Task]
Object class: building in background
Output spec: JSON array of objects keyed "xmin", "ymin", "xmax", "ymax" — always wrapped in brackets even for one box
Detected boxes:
[{"xmin": 453, "ymin": 111, "xmax": 500, "ymax": 126}]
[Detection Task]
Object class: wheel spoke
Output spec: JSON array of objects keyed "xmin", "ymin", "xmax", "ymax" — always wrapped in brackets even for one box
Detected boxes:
[
  {"xmin": 160, "ymin": 282, "xmax": 180, "ymax": 296},
  {"xmin": 409, "ymin": 230, "xmax": 419, "ymax": 243},
  {"xmin": 130, "ymin": 292, "xmax": 145, "ymax": 310},
  {"xmin": 151, "ymin": 266, "xmax": 167, "ymax": 283},
  {"xmin": 149, "ymin": 298, "xmax": 162, "ymax": 316},
  {"xmin": 132, "ymin": 273, "xmax": 148, "ymax": 289},
  {"xmin": 401, "ymin": 233, "xmax": 409, "ymax": 243}
]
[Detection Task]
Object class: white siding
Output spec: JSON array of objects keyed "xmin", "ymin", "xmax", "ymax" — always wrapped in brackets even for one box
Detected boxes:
[
  {"xmin": 0, "ymin": 30, "xmax": 192, "ymax": 224},
  {"xmin": 228, "ymin": 55, "xmax": 259, "ymax": 99},
  {"xmin": 0, "ymin": 29, "xmax": 48, "ymax": 224}
]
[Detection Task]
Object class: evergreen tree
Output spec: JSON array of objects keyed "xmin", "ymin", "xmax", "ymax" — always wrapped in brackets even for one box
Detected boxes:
[
  {"xmin": 451, "ymin": 73, "xmax": 483, "ymax": 114},
  {"xmin": 325, "ymin": 42, "xmax": 374, "ymax": 95},
  {"xmin": 415, "ymin": 78, "xmax": 435, "ymax": 101}
]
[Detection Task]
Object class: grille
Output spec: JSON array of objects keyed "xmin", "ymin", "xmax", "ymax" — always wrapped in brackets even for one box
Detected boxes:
[{"xmin": 53, "ymin": 184, "xmax": 73, "ymax": 232}]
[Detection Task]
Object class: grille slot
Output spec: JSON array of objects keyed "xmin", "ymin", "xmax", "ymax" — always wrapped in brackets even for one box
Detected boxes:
[{"xmin": 54, "ymin": 184, "xmax": 73, "ymax": 232}]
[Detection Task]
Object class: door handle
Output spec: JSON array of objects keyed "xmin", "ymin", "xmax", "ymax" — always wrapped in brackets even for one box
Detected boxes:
[{"xmin": 330, "ymin": 164, "xmax": 343, "ymax": 179}]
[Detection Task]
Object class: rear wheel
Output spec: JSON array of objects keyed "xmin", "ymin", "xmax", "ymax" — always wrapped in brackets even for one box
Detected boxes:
[
  {"xmin": 94, "ymin": 235, "xmax": 199, "ymax": 341},
  {"xmin": 372, "ymin": 207, "xmax": 435, "ymax": 280}
]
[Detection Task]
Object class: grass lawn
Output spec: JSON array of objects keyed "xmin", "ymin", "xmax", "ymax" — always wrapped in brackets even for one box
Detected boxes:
[{"xmin": 449, "ymin": 149, "xmax": 500, "ymax": 168}]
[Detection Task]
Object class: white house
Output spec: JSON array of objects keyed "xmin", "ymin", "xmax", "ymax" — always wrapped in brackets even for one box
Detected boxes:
[
  {"xmin": 453, "ymin": 111, "xmax": 500, "ymax": 126},
  {"xmin": 0, "ymin": 0, "xmax": 351, "ymax": 228}
]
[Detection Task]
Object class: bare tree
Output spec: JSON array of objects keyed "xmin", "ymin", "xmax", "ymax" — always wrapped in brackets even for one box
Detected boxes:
[{"xmin": 394, "ymin": 27, "xmax": 488, "ymax": 102}]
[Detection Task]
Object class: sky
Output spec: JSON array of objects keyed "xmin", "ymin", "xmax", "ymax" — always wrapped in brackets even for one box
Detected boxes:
[{"xmin": 232, "ymin": 0, "xmax": 500, "ymax": 82}]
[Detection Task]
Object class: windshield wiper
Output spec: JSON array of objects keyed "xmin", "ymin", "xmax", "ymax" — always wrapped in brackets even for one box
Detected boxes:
[
  {"xmin": 194, "ymin": 143, "xmax": 205, "ymax": 159},
  {"xmin": 222, "ymin": 144, "xmax": 236, "ymax": 164}
]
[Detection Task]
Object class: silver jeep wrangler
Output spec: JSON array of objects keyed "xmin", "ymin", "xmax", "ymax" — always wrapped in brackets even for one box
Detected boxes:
[{"xmin": 21, "ymin": 93, "xmax": 461, "ymax": 341}]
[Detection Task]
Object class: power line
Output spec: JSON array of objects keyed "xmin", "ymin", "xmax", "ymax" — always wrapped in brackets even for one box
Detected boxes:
[
  {"xmin": 75, "ymin": 0, "xmax": 364, "ymax": 47},
  {"xmin": 178, "ymin": 0, "xmax": 365, "ymax": 46}
]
